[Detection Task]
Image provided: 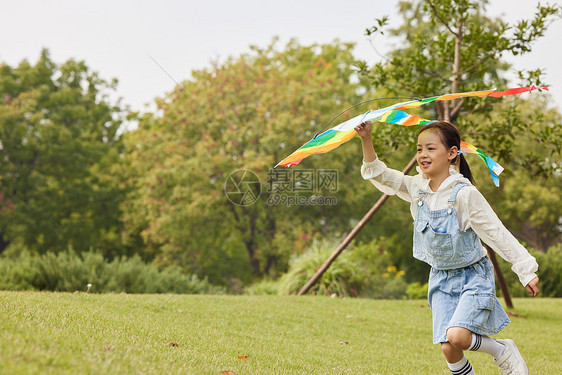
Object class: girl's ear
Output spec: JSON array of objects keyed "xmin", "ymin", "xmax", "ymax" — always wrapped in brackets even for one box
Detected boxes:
[{"xmin": 448, "ymin": 146, "xmax": 458, "ymax": 161}]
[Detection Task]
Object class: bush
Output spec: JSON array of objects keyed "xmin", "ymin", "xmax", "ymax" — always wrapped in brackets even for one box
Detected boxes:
[
  {"xmin": 496, "ymin": 244, "xmax": 562, "ymax": 298},
  {"xmin": 244, "ymin": 279, "xmax": 280, "ymax": 296},
  {"xmin": 277, "ymin": 238, "xmax": 407, "ymax": 298},
  {"xmin": 0, "ymin": 251, "xmax": 36, "ymax": 290},
  {"xmin": 348, "ymin": 238, "xmax": 408, "ymax": 299},
  {"xmin": 277, "ymin": 238, "xmax": 366, "ymax": 297},
  {"xmin": 0, "ymin": 250, "xmax": 224, "ymax": 294},
  {"xmin": 406, "ymin": 282, "xmax": 429, "ymax": 300}
]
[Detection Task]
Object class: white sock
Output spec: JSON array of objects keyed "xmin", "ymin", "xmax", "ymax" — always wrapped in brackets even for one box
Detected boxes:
[
  {"xmin": 447, "ymin": 355, "xmax": 475, "ymax": 375},
  {"xmin": 469, "ymin": 333, "xmax": 505, "ymax": 359}
]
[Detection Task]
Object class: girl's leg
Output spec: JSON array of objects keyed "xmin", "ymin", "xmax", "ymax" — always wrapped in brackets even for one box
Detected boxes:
[
  {"xmin": 442, "ymin": 329, "xmax": 475, "ymax": 375},
  {"xmin": 448, "ymin": 326, "xmax": 505, "ymax": 357},
  {"xmin": 447, "ymin": 326, "xmax": 529, "ymax": 375},
  {"xmin": 440, "ymin": 342, "xmax": 464, "ymax": 363},
  {"xmin": 441, "ymin": 342, "xmax": 475, "ymax": 375}
]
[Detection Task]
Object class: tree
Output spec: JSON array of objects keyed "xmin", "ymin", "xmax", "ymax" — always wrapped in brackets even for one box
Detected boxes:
[
  {"xmin": 118, "ymin": 40, "xmax": 380, "ymax": 285},
  {"xmin": 0, "ymin": 50, "xmax": 125, "ymax": 256},
  {"xmin": 361, "ymin": 0, "xmax": 560, "ymax": 155},
  {"xmin": 478, "ymin": 96, "xmax": 562, "ymax": 251}
]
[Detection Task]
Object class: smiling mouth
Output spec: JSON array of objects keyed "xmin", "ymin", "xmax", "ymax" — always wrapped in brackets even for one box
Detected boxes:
[{"xmin": 421, "ymin": 161, "xmax": 431, "ymax": 168}]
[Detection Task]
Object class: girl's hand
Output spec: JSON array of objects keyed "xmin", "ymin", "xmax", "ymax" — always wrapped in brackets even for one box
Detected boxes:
[
  {"xmin": 354, "ymin": 121, "xmax": 372, "ymax": 139},
  {"xmin": 525, "ymin": 276, "xmax": 539, "ymax": 297}
]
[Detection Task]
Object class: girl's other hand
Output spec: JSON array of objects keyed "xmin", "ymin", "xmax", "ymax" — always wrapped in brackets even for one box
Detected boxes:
[
  {"xmin": 355, "ymin": 121, "xmax": 372, "ymax": 139},
  {"xmin": 525, "ymin": 276, "xmax": 539, "ymax": 297}
]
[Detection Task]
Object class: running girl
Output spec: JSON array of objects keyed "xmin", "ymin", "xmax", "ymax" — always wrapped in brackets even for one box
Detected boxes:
[{"xmin": 355, "ymin": 120, "xmax": 539, "ymax": 375}]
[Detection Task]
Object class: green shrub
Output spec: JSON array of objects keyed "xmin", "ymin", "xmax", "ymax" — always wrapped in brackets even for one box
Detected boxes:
[
  {"xmin": 0, "ymin": 251, "xmax": 36, "ymax": 290},
  {"xmin": 0, "ymin": 250, "xmax": 224, "ymax": 294},
  {"xmin": 348, "ymin": 238, "xmax": 408, "ymax": 299},
  {"xmin": 244, "ymin": 279, "xmax": 280, "ymax": 295},
  {"xmin": 496, "ymin": 244, "xmax": 562, "ymax": 298},
  {"xmin": 406, "ymin": 282, "xmax": 429, "ymax": 300},
  {"xmin": 534, "ymin": 244, "xmax": 562, "ymax": 297},
  {"xmin": 277, "ymin": 238, "xmax": 407, "ymax": 298},
  {"xmin": 277, "ymin": 238, "xmax": 365, "ymax": 297}
]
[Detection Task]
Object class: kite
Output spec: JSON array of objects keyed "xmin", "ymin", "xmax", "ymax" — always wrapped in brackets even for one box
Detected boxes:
[{"xmin": 275, "ymin": 85, "xmax": 548, "ymax": 186}]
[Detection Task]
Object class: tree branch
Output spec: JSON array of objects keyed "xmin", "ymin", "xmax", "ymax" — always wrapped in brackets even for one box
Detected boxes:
[
  {"xmin": 450, "ymin": 99, "xmax": 465, "ymax": 119},
  {"xmin": 427, "ymin": 1, "xmax": 458, "ymax": 36},
  {"xmin": 436, "ymin": 101, "xmax": 445, "ymax": 121},
  {"xmin": 459, "ymin": 54, "xmax": 495, "ymax": 76}
]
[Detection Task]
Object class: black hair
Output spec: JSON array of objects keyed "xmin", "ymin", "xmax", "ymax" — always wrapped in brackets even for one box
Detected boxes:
[{"xmin": 418, "ymin": 121, "xmax": 475, "ymax": 184}]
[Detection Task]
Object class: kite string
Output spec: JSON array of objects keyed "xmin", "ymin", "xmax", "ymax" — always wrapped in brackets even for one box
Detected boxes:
[{"xmin": 312, "ymin": 96, "xmax": 421, "ymax": 139}]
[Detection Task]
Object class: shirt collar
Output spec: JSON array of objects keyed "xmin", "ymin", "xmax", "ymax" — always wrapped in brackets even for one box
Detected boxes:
[{"xmin": 416, "ymin": 167, "xmax": 463, "ymax": 193}]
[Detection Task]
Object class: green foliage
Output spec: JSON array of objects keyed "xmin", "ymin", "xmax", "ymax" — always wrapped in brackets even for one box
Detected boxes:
[
  {"xmin": 406, "ymin": 281, "xmax": 429, "ymax": 300},
  {"xmin": 475, "ymin": 97, "xmax": 562, "ymax": 251},
  {"xmin": 277, "ymin": 238, "xmax": 407, "ymax": 299},
  {"xmin": 244, "ymin": 278, "xmax": 280, "ymax": 296},
  {"xmin": 118, "ymin": 39, "xmax": 371, "ymax": 283},
  {"xmin": 0, "ymin": 250, "xmax": 223, "ymax": 294},
  {"xmin": 496, "ymin": 244, "xmax": 562, "ymax": 298},
  {"xmin": 347, "ymin": 237, "xmax": 408, "ymax": 299},
  {"xmin": 1, "ymin": 3, "xmax": 559, "ymax": 294},
  {"xmin": 278, "ymin": 238, "xmax": 365, "ymax": 297},
  {"xmin": 360, "ymin": 0, "xmax": 561, "ymax": 156},
  {"xmin": 0, "ymin": 49, "xmax": 125, "ymax": 257},
  {"xmin": 534, "ymin": 245, "xmax": 562, "ymax": 297}
]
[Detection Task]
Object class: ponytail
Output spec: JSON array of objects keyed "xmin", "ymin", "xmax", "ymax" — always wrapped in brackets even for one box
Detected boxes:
[{"xmin": 457, "ymin": 153, "xmax": 475, "ymax": 185}]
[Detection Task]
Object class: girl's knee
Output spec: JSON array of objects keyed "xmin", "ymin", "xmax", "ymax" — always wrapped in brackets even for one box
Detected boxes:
[
  {"xmin": 440, "ymin": 342, "xmax": 463, "ymax": 363},
  {"xmin": 446, "ymin": 326, "xmax": 472, "ymax": 350},
  {"xmin": 441, "ymin": 342, "xmax": 454, "ymax": 357}
]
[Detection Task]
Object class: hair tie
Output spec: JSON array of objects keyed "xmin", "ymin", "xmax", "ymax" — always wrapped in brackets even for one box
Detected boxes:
[{"xmin": 457, "ymin": 149, "xmax": 465, "ymax": 156}]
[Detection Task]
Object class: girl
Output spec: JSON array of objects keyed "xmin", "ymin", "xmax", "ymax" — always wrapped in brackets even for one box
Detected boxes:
[{"xmin": 355, "ymin": 121, "xmax": 539, "ymax": 375}]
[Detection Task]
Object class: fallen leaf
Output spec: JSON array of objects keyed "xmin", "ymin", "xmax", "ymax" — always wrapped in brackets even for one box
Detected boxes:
[
  {"xmin": 221, "ymin": 371, "xmax": 236, "ymax": 374},
  {"xmin": 507, "ymin": 312, "xmax": 524, "ymax": 318},
  {"xmin": 168, "ymin": 342, "xmax": 179, "ymax": 347},
  {"xmin": 339, "ymin": 341, "xmax": 349, "ymax": 345},
  {"xmin": 237, "ymin": 355, "xmax": 248, "ymax": 361}
]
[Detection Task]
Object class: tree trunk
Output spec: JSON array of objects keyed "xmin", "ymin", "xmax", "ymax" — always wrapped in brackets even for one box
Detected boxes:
[
  {"xmin": 0, "ymin": 233, "xmax": 9, "ymax": 254},
  {"xmin": 485, "ymin": 244, "xmax": 514, "ymax": 309}
]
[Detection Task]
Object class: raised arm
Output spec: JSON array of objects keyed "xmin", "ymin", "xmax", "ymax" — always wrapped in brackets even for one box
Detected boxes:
[
  {"xmin": 356, "ymin": 121, "xmax": 415, "ymax": 203},
  {"xmin": 355, "ymin": 121, "xmax": 377, "ymax": 162}
]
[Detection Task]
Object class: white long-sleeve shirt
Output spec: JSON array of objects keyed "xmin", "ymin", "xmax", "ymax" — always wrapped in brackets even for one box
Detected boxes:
[{"xmin": 361, "ymin": 158, "xmax": 538, "ymax": 287}]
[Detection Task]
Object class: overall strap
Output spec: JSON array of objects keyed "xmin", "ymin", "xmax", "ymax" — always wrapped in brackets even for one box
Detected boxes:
[
  {"xmin": 448, "ymin": 183, "xmax": 468, "ymax": 204},
  {"xmin": 417, "ymin": 189, "xmax": 427, "ymax": 206}
]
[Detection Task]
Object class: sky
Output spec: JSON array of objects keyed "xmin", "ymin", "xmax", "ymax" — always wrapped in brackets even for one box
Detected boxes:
[{"xmin": 1, "ymin": 0, "xmax": 561, "ymax": 120}]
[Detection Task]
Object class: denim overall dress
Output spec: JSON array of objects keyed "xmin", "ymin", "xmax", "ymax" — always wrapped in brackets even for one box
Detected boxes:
[{"xmin": 414, "ymin": 183, "xmax": 510, "ymax": 344}]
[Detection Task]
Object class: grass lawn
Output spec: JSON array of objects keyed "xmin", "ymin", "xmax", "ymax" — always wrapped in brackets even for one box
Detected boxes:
[{"xmin": 1, "ymin": 292, "xmax": 560, "ymax": 374}]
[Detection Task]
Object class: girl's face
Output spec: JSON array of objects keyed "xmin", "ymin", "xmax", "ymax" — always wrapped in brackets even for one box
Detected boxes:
[{"xmin": 416, "ymin": 130, "xmax": 457, "ymax": 181}]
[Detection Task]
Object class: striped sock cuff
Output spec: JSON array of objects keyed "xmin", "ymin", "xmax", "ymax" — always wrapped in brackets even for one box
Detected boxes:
[
  {"xmin": 450, "ymin": 360, "xmax": 473, "ymax": 375},
  {"xmin": 469, "ymin": 333, "xmax": 482, "ymax": 351}
]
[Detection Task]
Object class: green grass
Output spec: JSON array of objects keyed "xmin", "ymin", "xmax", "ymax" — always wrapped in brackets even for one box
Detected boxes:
[{"xmin": 1, "ymin": 292, "xmax": 560, "ymax": 374}]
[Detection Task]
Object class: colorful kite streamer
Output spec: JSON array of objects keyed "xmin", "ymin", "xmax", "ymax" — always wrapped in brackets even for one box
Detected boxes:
[
  {"xmin": 460, "ymin": 141, "xmax": 504, "ymax": 187},
  {"xmin": 276, "ymin": 85, "xmax": 547, "ymax": 185}
]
